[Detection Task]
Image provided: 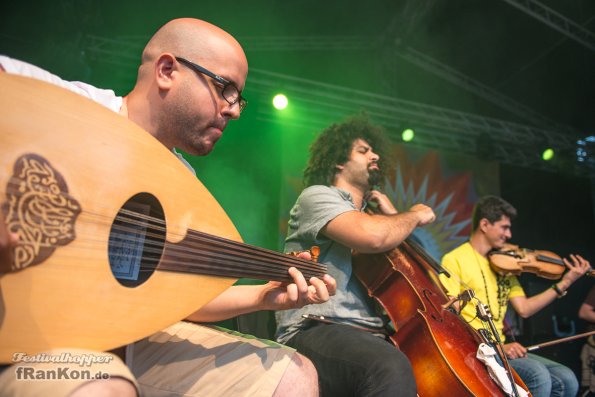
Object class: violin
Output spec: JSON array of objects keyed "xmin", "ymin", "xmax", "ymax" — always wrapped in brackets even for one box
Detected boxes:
[{"xmin": 488, "ymin": 243, "xmax": 594, "ymax": 280}]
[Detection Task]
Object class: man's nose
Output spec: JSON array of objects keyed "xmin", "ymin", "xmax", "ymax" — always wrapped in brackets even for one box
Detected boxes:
[{"xmin": 222, "ymin": 101, "xmax": 241, "ymax": 120}]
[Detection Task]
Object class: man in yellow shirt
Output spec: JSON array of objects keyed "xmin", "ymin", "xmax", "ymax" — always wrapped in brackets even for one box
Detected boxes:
[{"xmin": 440, "ymin": 195, "xmax": 590, "ymax": 397}]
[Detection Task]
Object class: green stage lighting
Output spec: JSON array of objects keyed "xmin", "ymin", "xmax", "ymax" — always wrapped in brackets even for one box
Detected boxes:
[
  {"xmin": 273, "ymin": 94, "xmax": 288, "ymax": 110},
  {"xmin": 402, "ymin": 128, "xmax": 414, "ymax": 142},
  {"xmin": 542, "ymin": 148, "xmax": 554, "ymax": 161}
]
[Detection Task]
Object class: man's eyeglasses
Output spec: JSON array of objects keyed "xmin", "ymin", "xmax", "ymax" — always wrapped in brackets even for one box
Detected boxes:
[{"xmin": 175, "ymin": 56, "xmax": 247, "ymax": 113}]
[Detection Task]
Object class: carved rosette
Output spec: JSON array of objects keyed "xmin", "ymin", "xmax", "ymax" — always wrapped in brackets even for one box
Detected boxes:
[{"xmin": 2, "ymin": 154, "xmax": 81, "ymax": 272}]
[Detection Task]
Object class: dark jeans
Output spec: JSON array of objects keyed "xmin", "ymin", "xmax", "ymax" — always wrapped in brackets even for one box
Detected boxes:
[{"xmin": 286, "ymin": 323, "xmax": 417, "ymax": 397}]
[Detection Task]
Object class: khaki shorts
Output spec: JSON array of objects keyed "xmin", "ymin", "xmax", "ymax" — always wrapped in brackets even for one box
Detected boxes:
[
  {"xmin": 129, "ymin": 321, "xmax": 296, "ymax": 397},
  {"xmin": 0, "ymin": 348, "xmax": 138, "ymax": 397},
  {"xmin": 0, "ymin": 322, "xmax": 294, "ymax": 397}
]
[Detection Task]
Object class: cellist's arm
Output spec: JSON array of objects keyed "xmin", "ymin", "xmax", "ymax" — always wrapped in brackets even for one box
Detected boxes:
[
  {"xmin": 322, "ymin": 204, "xmax": 434, "ymax": 254},
  {"xmin": 322, "ymin": 190, "xmax": 435, "ymax": 254},
  {"xmin": 510, "ymin": 254, "xmax": 591, "ymax": 318}
]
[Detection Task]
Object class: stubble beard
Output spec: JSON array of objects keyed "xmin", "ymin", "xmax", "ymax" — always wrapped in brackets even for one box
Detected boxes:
[
  {"xmin": 163, "ymin": 107, "xmax": 215, "ymax": 156},
  {"xmin": 368, "ymin": 168, "xmax": 382, "ymax": 189}
]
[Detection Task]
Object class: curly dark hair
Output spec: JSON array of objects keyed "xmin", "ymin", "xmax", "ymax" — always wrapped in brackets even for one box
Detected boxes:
[
  {"xmin": 303, "ymin": 114, "xmax": 393, "ymax": 187},
  {"xmin": 472, "ymin": 195, "xmax": 517, "ymax": 231}
]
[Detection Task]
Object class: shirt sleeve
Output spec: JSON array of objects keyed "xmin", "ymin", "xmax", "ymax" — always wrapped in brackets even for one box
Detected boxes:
[
  {"xmin": 290, "ymin": 186, "xmax": 357, "ymax": 243},
  {"xmin": 440, "ymin": 251, "xmax": 463, "ymax": 297},
  {"xmin": 508, "ymin": 275, "xmax": 526, "ymax": 299},
  {"xmin": 0, "ymin": 55, "xmax": 122, "ymax": 112}
]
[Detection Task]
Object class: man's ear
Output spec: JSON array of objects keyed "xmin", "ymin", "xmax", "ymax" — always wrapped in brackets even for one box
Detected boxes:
[
  {"xmin": 155, "ymin": 54, "xmax": 177, "ymax": 90},
  {"xmin": 335, "ymin": 163, "xmax": 345, "ymax": 171},
  {"xmin": 479, "ymin": 218, "xmax": 490, "ymax": 233}
]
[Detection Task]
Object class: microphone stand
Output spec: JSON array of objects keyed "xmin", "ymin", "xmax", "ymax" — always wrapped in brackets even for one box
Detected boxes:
[{"xmin": 476, "ymin": 302, "xmax": 521, "ymax": 397}]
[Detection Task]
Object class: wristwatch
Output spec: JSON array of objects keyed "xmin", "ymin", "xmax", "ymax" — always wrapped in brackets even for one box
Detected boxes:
[{"xmin": 551, "ymin": 284, "xmax": 567, "ymax": 298}]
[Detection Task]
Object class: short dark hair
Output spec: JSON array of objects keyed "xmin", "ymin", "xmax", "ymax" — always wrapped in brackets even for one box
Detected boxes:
[
  {"xmin": 472, "ymin": 195, "xmax": 517, "ymax": 231},
  {"xmin": 303, "ymin": 113, "xmax": 392, "ymax": 187}
]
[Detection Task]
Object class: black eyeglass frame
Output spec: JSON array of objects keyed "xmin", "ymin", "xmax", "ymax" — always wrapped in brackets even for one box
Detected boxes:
[{"xmin": 175, "ymin": 56, "xmax": 247, "ymax": 112}]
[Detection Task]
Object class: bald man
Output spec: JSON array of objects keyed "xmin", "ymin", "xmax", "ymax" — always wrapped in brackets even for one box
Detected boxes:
[{"xmin": 0, "ymin": 18, "xmax": 335, "ymax": 397}]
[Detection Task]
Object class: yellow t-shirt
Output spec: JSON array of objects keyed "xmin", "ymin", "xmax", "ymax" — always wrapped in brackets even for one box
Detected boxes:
[{"xmin": 439, "ymin": 242, "xmax": 525, "ymax": 341}]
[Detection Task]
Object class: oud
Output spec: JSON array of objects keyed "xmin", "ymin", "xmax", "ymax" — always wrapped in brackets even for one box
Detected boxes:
[{"xmin": 0, "ymin": 73, "xmax": 324, "ymax": 363}]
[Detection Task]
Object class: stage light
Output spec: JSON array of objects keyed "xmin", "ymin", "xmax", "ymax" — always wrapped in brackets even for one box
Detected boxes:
[
  {"xmin": 402, "ymin": 128, "xmax": 414, "ymax": 142},
  {"xmin": 542, "ymin": 148, "xmax": 554, "ymax": 161},
  {"xmin": 273, "ymin": 94, "xmax": 288, "ymax": 110}
]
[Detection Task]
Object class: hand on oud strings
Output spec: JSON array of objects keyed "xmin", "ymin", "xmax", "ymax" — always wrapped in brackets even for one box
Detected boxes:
[{"xmin": 261, "ymin": 261, "xmax": 337, "ymax": 311}]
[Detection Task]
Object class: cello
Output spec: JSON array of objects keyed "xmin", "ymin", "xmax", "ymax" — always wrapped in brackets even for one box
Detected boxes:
[{"xmin": 353, "ymin": 238, "xmax": 531, "ymax": 396}]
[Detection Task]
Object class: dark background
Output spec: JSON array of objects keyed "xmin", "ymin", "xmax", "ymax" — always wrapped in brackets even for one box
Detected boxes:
[{"xmin": 501, "ymin": 163, "xmax": 595, "ymax": 376}]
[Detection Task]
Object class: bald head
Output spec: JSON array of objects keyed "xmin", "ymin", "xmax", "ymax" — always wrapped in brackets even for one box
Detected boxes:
[
  {"xmin": 143, "ymin": 19, "xmax": 242, "ymax": 61},
  {"xmin": 137, "ymin": 18, "xmax": 248, "ymax": 85}
]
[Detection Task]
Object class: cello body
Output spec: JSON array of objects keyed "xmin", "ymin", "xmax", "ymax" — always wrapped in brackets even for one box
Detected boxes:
[{"xmin": 353, "ymin": 240, "xmax": 531, "ymax": 396}]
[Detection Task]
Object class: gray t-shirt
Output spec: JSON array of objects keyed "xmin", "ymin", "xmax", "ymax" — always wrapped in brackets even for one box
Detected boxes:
[{"xmin": 275, "ymin": 185, "xmax": 385, "ymax": 343}]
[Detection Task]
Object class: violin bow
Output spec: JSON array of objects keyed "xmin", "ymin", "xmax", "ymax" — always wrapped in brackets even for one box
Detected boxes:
[{"xmin": 526, "ymin": 330, "xmax": 595, "ymax": 352}]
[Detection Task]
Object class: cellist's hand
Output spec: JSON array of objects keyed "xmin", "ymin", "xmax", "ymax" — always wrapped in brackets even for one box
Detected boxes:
[
  {"xmin": 503, "ymin": 342, "xmax": 527, "ymax": 359},
  {"xmin": 365, "ymin": 190, "xmax": 397, "ymax": 215},
  {"xmin": 409, "ymin": 203, "xmax": 436, "ymax": 227}
]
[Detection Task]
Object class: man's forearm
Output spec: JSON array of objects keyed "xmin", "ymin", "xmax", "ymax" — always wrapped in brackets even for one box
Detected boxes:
[{"xmin": 185, "ymin": 285, "xmax": 266, "ymax": 323}]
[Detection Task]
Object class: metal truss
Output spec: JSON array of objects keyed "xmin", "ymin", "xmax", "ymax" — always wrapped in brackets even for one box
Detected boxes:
[
  {"xmin": 87, "ymin": 34, "xmax": 573, "ymax": 131},
  {"xmin": 238, "ymin": 36, "xmax": 380, "ymax": 52},
  {"xmin": 86, "ymin": 35, "xmax": 143, "ymax": 65},
  {"xmin": 248, "ymin": 69, "xmax": 589, "ymax": 175},
  {"xmin": 389, "ymin": 45, "xmax": 568, "ymax": 131},
  {"xmin": 226, "ymin": 35, "xmax": 579, "ymax": 138},
  {"xmin": 501, "ymin": 0, "xmax": 595, "ymax": 52},
  {"xmin": 86, "ymin": 34, "xmax": 377, "ymax": 56},
  {"xmin": 83, "ymin": 35, "xmax": 592, "ymax": 177}
]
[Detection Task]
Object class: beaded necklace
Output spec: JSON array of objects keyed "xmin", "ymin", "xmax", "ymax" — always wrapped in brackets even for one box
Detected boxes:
[{"xmin": 472, "ymin": 246, "xmax": 510, "ymax": 322}]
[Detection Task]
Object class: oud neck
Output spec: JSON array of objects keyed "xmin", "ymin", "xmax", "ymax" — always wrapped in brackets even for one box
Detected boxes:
[{"xmin": 159, "ymin": 229, "xmax": 326, "ymax": 282}]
